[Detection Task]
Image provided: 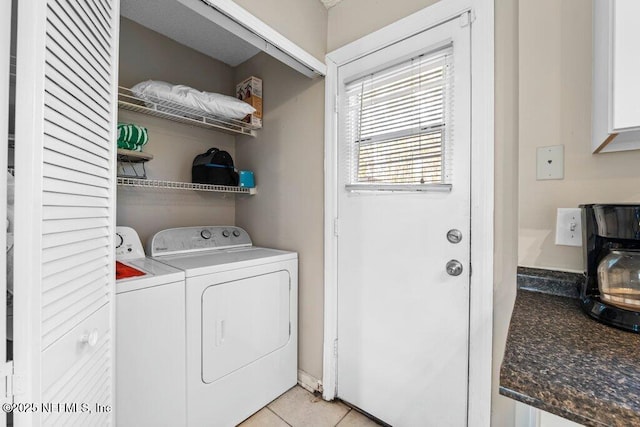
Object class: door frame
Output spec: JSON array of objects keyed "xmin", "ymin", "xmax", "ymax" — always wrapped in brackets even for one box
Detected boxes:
[{"xmin": 322, "ymin": 0, "xmax": 494, "ymax": 425}]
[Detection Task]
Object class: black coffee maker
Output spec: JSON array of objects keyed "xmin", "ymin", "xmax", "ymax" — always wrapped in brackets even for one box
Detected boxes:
[{"xmin": 581, "ymin": 204, "xmax": 640, "ymax": 332}]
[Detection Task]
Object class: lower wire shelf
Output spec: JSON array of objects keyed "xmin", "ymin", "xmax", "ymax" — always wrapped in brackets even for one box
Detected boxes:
[{"xmin": 117, "ymin": 177, "xmax": 256, "ymax": 195}]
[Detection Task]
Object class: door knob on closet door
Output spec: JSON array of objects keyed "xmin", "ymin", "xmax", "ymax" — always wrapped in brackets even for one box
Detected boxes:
[
  {"xmin": 79, "ymin": 329, "xmax": 99, "ymax": 348},
  {"xmin": 446, "ymin": 260, "xmax": 463, "ymax": 276}
]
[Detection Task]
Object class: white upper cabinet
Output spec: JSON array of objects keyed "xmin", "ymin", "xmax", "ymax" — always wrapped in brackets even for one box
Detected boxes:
[
  {"xmin": 611, "ymin": 0, "xmax": 640, "ymax": 131},
  {"xmin": 593, "ymin": 0, "xmax": 640, "ymax": 153}
]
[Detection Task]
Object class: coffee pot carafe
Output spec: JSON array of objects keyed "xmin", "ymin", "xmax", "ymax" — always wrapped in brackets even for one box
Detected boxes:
[{"xmin": 581, "ymin": 204, "xmax": 640, "ymax": 332}]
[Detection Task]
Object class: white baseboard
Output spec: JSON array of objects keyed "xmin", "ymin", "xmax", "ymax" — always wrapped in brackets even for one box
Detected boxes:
[{"xmin": 297, "ymin": 370, "xmax": 323, "ymax": 394}]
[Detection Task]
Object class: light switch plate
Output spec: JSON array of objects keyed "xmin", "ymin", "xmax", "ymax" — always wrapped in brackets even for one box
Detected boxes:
[
  {"xmin": 537, "ymin": 145, "xmax": 564, "ymax": 180},
  {"xmin": 555, "ymin": 208, "xmax": 582, "ymax": 247}
]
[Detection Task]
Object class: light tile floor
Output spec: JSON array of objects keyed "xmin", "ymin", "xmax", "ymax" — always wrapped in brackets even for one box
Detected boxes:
[{"xmin": 238, "ymin": 386, "xmax": 382, "ymax": 427}]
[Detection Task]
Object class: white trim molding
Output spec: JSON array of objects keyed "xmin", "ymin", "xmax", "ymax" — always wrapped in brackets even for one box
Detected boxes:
[
  {"xmin": 467, "ymin": 0, "xmax": 495, "ymax": 425},
  {"xmin": 322, "ymin": 0, "xmax": 494, "ymax": 426},
  {"xmin": 322, "ymin": 55, "xmax": 339, "ymax": 401},
  {"xmin": 297, "ymin": 370, "xmax": 323, "ymax": 394},
  {"xmin": 198, "ymin": 0, "xmax": 327, "ymax": 78}
]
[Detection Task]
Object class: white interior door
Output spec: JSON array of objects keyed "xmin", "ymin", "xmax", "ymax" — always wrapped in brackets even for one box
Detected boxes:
[
  {"xmin": 336, "ymin": 16, "xmax": 471, "ymax": 426},
  {"xmin": 0, "ymin": 2, "xmax": 11, "ymax": 426},
  {"xmin": 13, "ymin": 0, "xmax": 119, "ymax": 424}
]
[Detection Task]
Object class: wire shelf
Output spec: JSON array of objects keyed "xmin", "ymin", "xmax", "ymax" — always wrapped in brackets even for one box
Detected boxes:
[
  {"xmin": 117, "ymin": 177, "xmax": 256, "ymax": 195},
  {"xmin": 117, "ymin": 148, "xmax": 153, "ymax": 163},
  {"xmin": 117, "ymin": 86, "xmax": 258, "ymax": 137},
  {"xmin": 117, "ymin": 149, "xmax": 152, "ymax": 179}
]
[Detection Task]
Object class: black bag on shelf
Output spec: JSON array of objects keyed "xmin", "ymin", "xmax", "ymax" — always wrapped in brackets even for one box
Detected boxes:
[{"xmin": 191, "ymin": 148, "xmax": 239, "ymax": 186}]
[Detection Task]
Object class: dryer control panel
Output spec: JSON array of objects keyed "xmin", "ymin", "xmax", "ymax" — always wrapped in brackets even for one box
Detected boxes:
[{"xmin": 148, "ymin": 226, "xmax": 252, "ymax": 257}]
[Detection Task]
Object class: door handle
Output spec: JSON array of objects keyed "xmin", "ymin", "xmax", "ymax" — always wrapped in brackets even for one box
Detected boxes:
[
  {"xmin": 446, "ymin": 260, "xmax": 463, "ymax": 276},
  {"xmin": 216, "ymin": 320, "xmax": 225, "ymax": 346}
]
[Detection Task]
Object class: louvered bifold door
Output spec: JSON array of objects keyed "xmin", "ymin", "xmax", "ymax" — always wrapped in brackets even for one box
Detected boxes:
[
  {"xmin": 0, "ymin": 2, "xmax": 11, "ymax": 426},
  {"xmin": 13, "ymin": 0, "xmax": 119, "ymax": 425}
]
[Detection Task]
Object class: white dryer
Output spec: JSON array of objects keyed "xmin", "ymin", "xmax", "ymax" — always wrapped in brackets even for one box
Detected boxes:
[
  {"xmin": 115, "ymin": 227, "xmax": 186, "ymax": 427},
  {"xmin": 148, "ymin": 226, "xmax": 298, "ymax": 427}
]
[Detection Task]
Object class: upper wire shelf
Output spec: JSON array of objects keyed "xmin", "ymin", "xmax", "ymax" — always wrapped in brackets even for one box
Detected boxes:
[
  {"xmin": 117, "ymin": 177, "xmax": 256, "ymax": 195},
  {"xmin": 117, "ymin": 86, "xmax": 258, "ymax": 137}
]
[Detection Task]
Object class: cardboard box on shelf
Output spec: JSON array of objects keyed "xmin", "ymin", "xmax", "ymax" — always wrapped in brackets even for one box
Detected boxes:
[{"xmin": 236, "ymin": 76, "xmax": 262, "ymax": 128}]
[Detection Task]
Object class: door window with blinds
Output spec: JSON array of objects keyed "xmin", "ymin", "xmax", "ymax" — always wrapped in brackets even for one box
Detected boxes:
[{"xmin": 344, "ymin": 46, "xmax": 453, "ymax": 192}]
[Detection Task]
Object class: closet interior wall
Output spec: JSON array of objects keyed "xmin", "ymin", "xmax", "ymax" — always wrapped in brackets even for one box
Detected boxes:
[
  {"xmin": 116, "ymin": 17, "xmax": 236, "ymax": 244},
  {"xmin": 234, "ymin": 52, "xmax": 325, "ymax": 381}
]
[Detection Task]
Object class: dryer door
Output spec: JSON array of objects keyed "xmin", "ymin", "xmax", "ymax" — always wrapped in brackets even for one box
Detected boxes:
[{"xmin": 201, "ymin": 270, "xmax": 291, "ymax": 383}]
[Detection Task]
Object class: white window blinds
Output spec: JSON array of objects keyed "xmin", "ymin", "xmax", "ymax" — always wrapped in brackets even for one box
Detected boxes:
[{"xmin": 344, "ymin": 46, "xmax": 453, "ymax": 190}]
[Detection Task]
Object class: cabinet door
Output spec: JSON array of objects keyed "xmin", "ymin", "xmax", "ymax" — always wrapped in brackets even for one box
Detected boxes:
[
  {"xmin": 612, "ymin": 0, "xmax": 640, "ymax": 132},
  {"xmin": 13, "ymin": 0, "xmax": 119, "ymax": 425}
]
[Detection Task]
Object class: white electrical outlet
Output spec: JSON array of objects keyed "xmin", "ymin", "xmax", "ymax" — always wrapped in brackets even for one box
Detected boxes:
[
  {"xmin": 536, "ymin": 145, "xmax": 564, "ymax": 180},
  {"xmin": 555, "ymin": 208, "xmax": 582, "ymax": 247}
]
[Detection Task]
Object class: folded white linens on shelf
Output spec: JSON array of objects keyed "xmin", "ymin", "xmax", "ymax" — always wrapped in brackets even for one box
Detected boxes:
[{"xmin": 131, "ymin": 80, "xmax": 256, "ymax": 121}]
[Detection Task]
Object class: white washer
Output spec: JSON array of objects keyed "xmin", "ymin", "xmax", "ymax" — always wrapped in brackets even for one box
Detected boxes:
[
  {"xmin": 115, "ymin": 226, "xmax": 186, "ymax": 427},
  {"xmin": 148, "ymin": 226, "xmax": 298, "ymax": 427}
]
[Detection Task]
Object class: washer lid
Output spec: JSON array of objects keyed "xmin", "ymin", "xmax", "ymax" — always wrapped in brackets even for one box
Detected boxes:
[
  {"xmin": 153, "ymin": 247, "xmax": 297, "ymax": 277},
  {"xmin": 116, "ymin": 257, "xmax": 185, "ymax": 294}
]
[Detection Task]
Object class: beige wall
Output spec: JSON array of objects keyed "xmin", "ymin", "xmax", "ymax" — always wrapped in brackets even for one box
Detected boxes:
[
  {"xmin": 518, "ymin": 0, "xmax": 640, "ymax": 273},
  {"xmin": 230, "ymin": 0, "xmax": 327, "ymax": 379},
  {"xmin": 327, "ymin": 1, "xmax": 519, "ymax": 425},
  {"xmin": 233, "ymin": 53, "xmax": 326, "ymax": 380},
  {"xmin": 117, "ymin": 18, "xmax": 236, "ymax": 244},
  {"xmin": 233, "ymin": 0, "xmax": 328, "ymax": 61},
  {"xmin": 230, "ymin": 0, "xmax": 328, "ymax": 382},
  {"xmin": 327, "ymin": 0, "xmax": 439, "ymax": 51},
  {"xmin": 493, "ymin": 0, "xmax": 518, "ymax": 425}
]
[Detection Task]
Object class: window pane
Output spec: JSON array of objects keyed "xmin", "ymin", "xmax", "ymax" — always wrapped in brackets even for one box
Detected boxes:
[
  {"xmin": 358, "ymin": 130, "xmax": 443, "ymax": 184},
  {"xmin": 345, "ymin": 47, "xmax": 452, "ymax": 187}
]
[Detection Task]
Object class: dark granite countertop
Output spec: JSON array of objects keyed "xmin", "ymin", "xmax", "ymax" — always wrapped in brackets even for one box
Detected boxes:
[{"xmin": 500, "ymin": 268, "xmax": 640, "ymax": 426}]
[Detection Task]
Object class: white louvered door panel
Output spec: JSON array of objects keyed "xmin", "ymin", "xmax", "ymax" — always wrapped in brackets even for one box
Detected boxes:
[
  {"xmin": 14, "ymin": 0, "xmax": 119, "ymax": 425},
  {"xmin": 0, "ymin": 0, "xmax": 11, "ymax": 425}
]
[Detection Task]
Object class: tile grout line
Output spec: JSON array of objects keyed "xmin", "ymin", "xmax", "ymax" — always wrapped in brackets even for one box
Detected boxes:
[
  {"xmin": 266, "ymin": 406, "xmax": 294, "ymax": 427},
  {"xmin": 334, "ymin": 408, "xmax": 352, "ymax": 426}
]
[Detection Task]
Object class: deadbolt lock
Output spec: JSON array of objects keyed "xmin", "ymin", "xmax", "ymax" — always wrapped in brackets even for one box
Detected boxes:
[{"xmin": 447, "ymin": 229, "xmax": 463, "ymax": 244}]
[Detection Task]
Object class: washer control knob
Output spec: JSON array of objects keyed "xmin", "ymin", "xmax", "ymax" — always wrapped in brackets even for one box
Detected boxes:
[
  {"xmin": 222, "ymin": 230, "xmax": 230, "ymax": 238},
  {"xmin": 200, "ymin": 229, "xmax": 212, "ymax": 239},
  {"xmin": 115, "ymin": 233, "xmax": 124, "ymax": 248},
  {"xmin": 232, "ymin": 230, "xmax": 241, "ymax": 237}
]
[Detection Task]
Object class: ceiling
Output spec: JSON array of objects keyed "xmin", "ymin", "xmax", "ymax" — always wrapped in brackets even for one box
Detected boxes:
[{"xmin": 121, "ymin": 0, "xmax": 261, "ymax": 67}]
